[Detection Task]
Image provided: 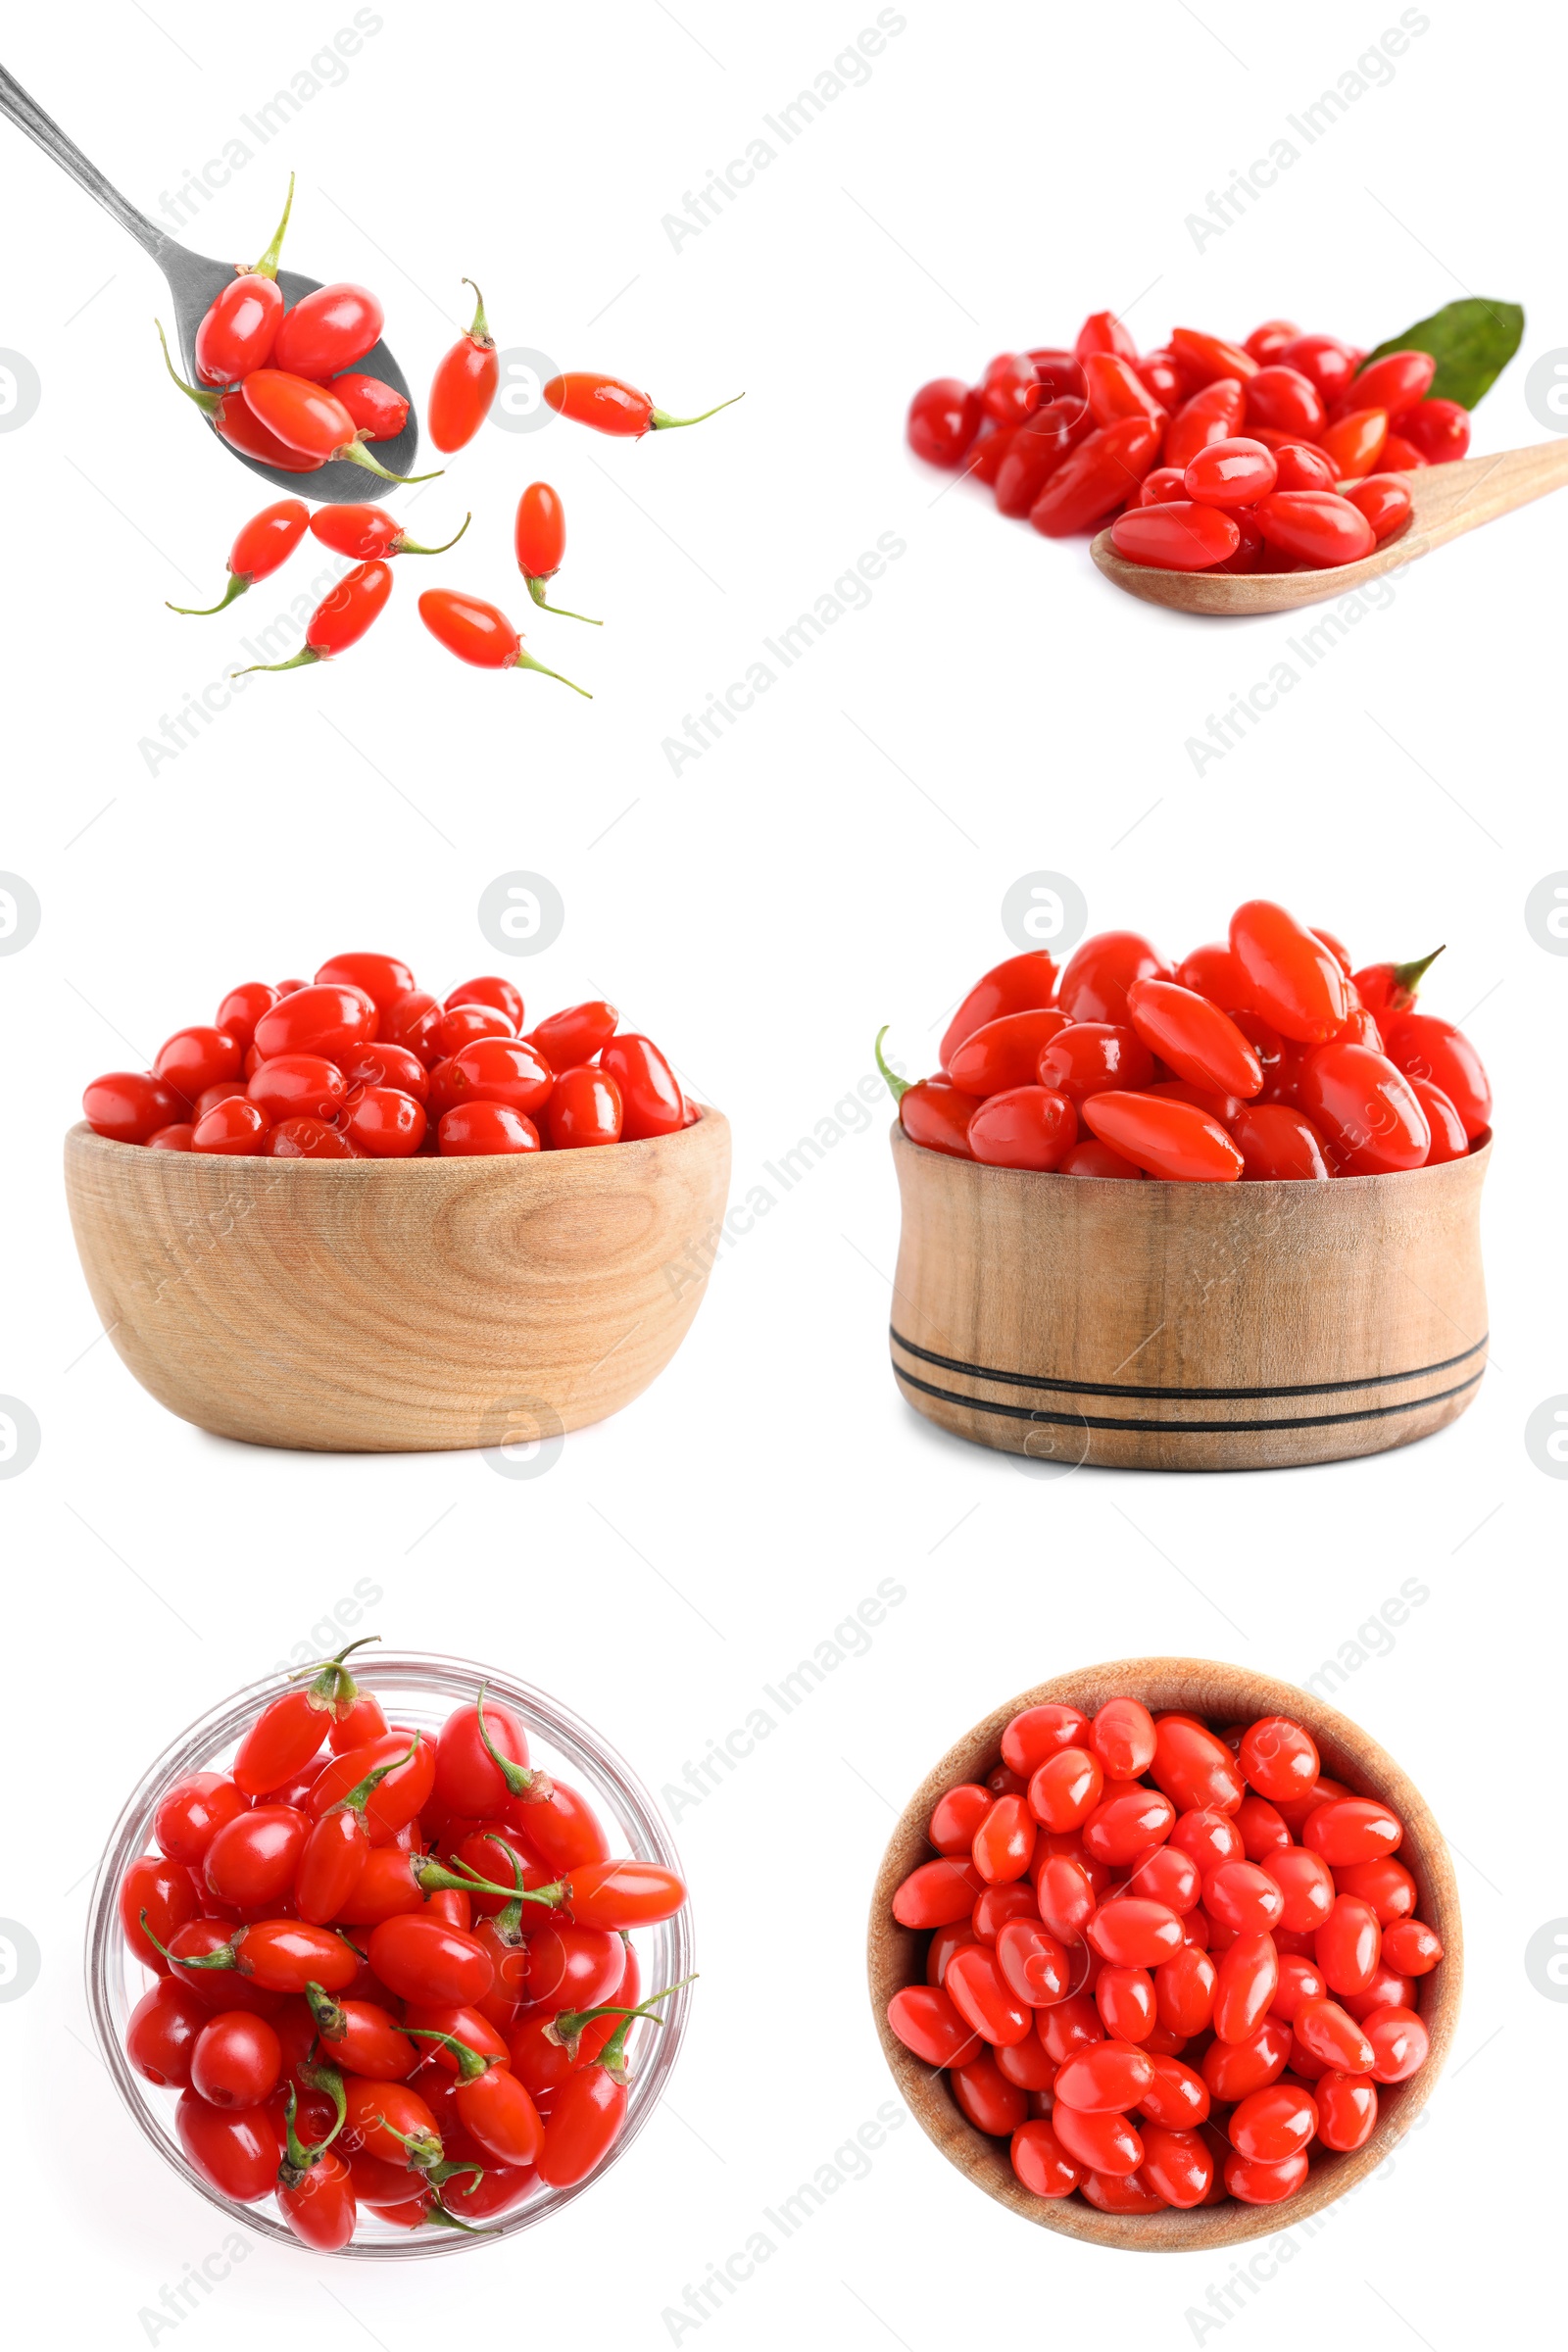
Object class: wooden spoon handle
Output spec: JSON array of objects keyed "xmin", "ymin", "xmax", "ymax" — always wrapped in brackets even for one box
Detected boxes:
[{"xmin": 1408, "ymin": 440, "xmax": 1568, "ymax": 549}]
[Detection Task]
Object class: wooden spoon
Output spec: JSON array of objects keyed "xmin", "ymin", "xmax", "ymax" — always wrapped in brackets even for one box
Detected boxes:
[
  {"xmin": 1091, "ymin": 441, "xmax": 1568, "ymax": 615},
  {"xmin": 0, "ymin": 64, "xmax": 421, "ymax": 502}
]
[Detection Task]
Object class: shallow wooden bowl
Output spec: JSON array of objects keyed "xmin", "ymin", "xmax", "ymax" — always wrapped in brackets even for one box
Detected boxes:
[
  {"xmin": 868, "ymin": 1656, "xmax": 1461, "ymax": 2253},
  {"xmin": 64, "ymin": 1111, "xmax": 730, "ymax": 1451},
  {"xmin": 888, "ymin": 1125, "xmax": 1490, "ymax": 1471}
]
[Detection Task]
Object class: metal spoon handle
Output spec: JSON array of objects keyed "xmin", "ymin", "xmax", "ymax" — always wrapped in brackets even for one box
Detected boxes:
[{"xmin": 0, "ymin": 63, "xmax": 174, "ymax": 259}]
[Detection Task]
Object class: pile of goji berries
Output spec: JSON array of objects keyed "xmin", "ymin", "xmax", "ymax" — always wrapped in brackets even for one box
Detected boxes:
[
  {"xmin": 879, "ymin": 900, "xmax": 1491, "ymax": 1180},
  {"xmin": 160, "ymin": 178, "xmax": 738, "ymax": 679},
  {"xmin": 82, "ymin": 953, "xmax": 696, "ymax": 1158},
  {"xmin": 119, "ymin": 1643, "xmax": 690, "ymax": 2248},
  {"xmin": 886, "ymin": 1693, "xmax": 1441, "ymax": 2214},
  {"xmin": 907, "ymin": 314, "xmax": 1472, "ymax": 573}
]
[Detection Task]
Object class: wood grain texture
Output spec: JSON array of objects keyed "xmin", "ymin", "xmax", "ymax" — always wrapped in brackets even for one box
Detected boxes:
[
  {"xmin": 889, "ymin": 1124, "xmax": 1489, "ymax": 1471},
  {"xmin": 64, "ymin": 1111, "xmax": 730, "ymax": 1451},
  {"xmin": 867, "ymin": 1657, "xmax": 1461, "ymax": 2253},
  {"xmin": 1090, "ymin": 441, "xmax": 1568, "ymax": 614}
]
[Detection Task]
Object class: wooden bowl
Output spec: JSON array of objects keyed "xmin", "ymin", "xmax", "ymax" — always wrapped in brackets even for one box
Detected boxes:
[
  {"xmin": 64, "ymin": 1111, "xmax": 730, "ymax": 1451},
  {"xmin": 868, "ymin": 1656, "xmax": 1461, "ymax": 2253},
  {"xmin": 888, "ymin": 1125, "xmax": 1490, "ymax": 1471}
]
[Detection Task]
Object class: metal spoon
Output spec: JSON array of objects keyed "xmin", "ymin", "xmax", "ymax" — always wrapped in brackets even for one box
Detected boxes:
[
  {"xmin": 0, "ymin": 62, "xmax": 421, "ymax": 501},
  {"xmin": 1091, "ymin": 442, "xmax": 1568, "ymax": 616}
]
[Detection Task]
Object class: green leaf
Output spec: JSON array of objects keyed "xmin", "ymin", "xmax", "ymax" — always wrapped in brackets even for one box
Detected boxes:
[{"xmin": 1361, "ymin": 297, "xmax": 1525, "ymax": 410}]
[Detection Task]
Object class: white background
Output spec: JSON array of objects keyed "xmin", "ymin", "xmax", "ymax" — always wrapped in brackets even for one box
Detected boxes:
[{"xmin": 2, "ymin": 1, "xmax": 1565, "ymax": 2345}]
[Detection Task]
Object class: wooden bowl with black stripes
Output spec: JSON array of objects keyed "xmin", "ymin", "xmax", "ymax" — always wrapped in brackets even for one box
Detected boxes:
[
  {"xmin": 887, "ymin": 1125, "xmax": 1490, "ymax": 1471},
  {"xmin": 868, "ymin": 1657, "xmax": 1462, "ymax": 2251}
]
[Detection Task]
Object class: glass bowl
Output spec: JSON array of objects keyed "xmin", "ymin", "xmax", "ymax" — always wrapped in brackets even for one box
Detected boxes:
[{"xmin": 85, "ymin": 1650, "xmax": 693, "ymax": 2258}]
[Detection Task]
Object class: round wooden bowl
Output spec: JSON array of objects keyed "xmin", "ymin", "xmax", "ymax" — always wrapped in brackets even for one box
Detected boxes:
[
  {"xmin": 868, "ymin": 1657, "xmax": 1461, "ymax": 2253},
  {"xmin": 888, "ymin": 1125, "xmax": 1490, "ymax": 1471},
  {"xmin": 63, "ymin": 1110, "xmax": 730, "ymax": 1451}
]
